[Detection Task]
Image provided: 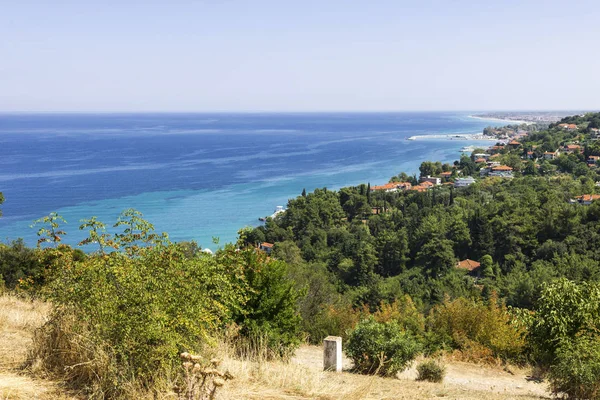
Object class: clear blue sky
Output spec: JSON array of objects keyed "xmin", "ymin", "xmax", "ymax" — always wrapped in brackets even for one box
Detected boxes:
[{"xmin": 1, "ymin": 0, "xmax": 599, "ymax": 112}]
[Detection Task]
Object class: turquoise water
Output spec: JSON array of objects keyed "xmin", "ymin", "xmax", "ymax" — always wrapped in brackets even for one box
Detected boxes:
[{"xmin": 0, "ymin": 112, "xmax": 501, "ymax": 250}]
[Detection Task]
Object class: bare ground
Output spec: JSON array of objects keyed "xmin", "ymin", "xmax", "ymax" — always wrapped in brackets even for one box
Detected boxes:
[{"xmin": 218, "ymin": 346, "xmax": 550, "ymax": 400}]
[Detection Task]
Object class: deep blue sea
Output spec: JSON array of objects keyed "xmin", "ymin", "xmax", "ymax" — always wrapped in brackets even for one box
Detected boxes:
[{"xmin": 0, "ymin": 112, "xmax": 501, "ymax": 250}]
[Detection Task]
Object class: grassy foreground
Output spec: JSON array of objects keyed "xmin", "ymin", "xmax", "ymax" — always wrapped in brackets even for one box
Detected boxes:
[{"xmin": 0, "ymin": 293, "xmax": 548, "ymax": 399}]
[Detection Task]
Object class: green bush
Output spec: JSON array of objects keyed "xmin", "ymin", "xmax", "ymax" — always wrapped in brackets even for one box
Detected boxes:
[
  {"xmin": 345, "ymin": 318, "xmax": 421, "ymax": 376},
  {"xmin": 529, "ymin": 279, "xmax": 600, "ymax": 366},
  {"xmin": 427, "ymin": 294, "xmax": 526, "ymax": 363},
  {"xmin": 548, "ymin": 335, "xmax": 600, "ymax": 399},
  {"xmin": 29, "ymin": 211, "xmax": 303, "ymax": 398},
  {"xmin": 228, "ymin": 249, "xmax": 303, "ymax": 359},
  {"xmin": 416, "ymin": 359, "xmax": 446, "ymax": 382}
]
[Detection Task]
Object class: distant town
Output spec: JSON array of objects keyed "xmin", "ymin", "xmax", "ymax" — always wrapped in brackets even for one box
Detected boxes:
[{"xmin": 472, "ymin": 111, "xmax": 592, "ymax": 123}]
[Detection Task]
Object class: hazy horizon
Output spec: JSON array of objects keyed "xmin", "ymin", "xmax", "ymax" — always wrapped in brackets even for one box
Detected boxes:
[{"xmin": 2, "ymin": 0, "xmax": 600, "ymax": 112}]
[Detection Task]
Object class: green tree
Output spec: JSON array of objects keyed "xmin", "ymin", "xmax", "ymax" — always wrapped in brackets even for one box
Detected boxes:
[
  {"xmin": 416, "ymin": 238, "xmax": 455, "ymax": 277},
  {"xmin": 480, "ymin": 254, "xmax": 494, "ymax": 278}
]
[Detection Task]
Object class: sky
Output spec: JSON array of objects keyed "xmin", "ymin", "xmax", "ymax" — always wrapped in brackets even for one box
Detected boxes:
[{"xmin": 1, "ymin": 0, "xmax": 599, "ymax": 112}]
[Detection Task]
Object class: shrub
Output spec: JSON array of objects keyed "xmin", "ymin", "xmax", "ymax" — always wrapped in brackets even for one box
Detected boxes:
[
  {"xmin": 345, "ymin": 318, "xmax": 421, "ymax": 376},
  {"xmin": 372, "ymin": 296, "xmax": 425, "ymax": 337},
  {"xmin": 427, "ymin": 293, "xmax": 526, "ymax": 362},
  {"xmin": 226, "ymin": 249, "xmax": 303, "ymax": 359},
  {"xmin": 529, "ymin": 278, "xmax": 600, "ymax": 366},
  {"xmin": 548, "ymin": 335, "xmax": 600, "ymax": 399},
  {"xmin": 0, "ymin": 239, "xmax": 42, "ymax": 289},
  {"xmin": 416, "ymin": 359, "xmax": 446, "ymax": 383},
  {"xmin": 31, "ymin": 243, "xmax": 243, "ymax": 397}
]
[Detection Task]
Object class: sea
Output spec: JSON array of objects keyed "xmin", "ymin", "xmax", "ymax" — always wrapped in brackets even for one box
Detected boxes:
[{"xmin": 0, "ymin": 112, "xmax": 502, "ymax": 250}]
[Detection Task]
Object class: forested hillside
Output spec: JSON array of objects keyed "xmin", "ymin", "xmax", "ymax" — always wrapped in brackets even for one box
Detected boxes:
[{"xmin": 242, "ymin": 112, "xmax": 600, "ymax": 338}]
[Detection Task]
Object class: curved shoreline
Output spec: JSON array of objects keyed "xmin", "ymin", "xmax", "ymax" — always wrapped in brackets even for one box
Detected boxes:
[{"xmin": 468, "ymin": 115, "xmax": 534, "ymax": 125}]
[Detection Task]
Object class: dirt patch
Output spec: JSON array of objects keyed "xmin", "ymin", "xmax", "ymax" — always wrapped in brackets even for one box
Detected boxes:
[{"xmin": 291, "ymin": 345, "xmax": 550, "ymax": 399}]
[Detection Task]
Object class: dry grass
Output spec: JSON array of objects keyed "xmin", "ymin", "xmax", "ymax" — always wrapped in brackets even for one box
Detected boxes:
[
  {"xmin": 0, "ymin": 294, "xmax": 50, "ymax": 372},
  {"xmin": 0, "ymin": 293, "xmax": 550, "ymax": 400},
  {"xmin": 0, "ymin": 294, "xmax": 77, "ymax": 400},
  {"xmin": 217, "ymin": 345, "xmax": 550, "ymax": 400}
]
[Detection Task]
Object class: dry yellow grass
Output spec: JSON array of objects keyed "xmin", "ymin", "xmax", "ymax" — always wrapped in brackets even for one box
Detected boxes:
[
  {"xmin": 0, "ymin": 294, "xmax": 77, "ymax": 400},
  {"xmin": 217, "ymin": 345, "xmax": 550, "ymax": 400},
  {"xmin": 0, "ymin": 293, "xmax": 550, "ymax": 400},
  {"xmin": 0, "ymin": 293, "xmax": 50, "ymax": 372}
]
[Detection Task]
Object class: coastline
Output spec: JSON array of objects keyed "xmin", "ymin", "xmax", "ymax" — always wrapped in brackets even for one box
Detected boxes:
[
  {"xmin": 407, "ymin": 133, "xmax": 496, "ymax": 141},
  {"xmin": 468, "ymin": 115, "xmax": 534, "ymax": 125}
]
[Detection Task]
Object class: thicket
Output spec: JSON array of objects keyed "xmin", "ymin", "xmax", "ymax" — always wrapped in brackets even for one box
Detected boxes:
[{"xmin": 25, "ymin": 210, "xmax": 302, "ymax": 398}]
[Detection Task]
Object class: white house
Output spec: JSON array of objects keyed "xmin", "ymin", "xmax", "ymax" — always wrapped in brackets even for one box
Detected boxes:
[
  {"xmin": 544, "ymin": 150, "xmax": 560, "ymax": 160},
  {"xmin": 454, "ymin": 177, "xmax": 476, "ymax": 188},
  {"xmin": 420, "ymin": 175, "xmax": 441, "ymax": 186},
  {"xmin": 488, "ymin": 165, "xmax": 514, "ymax": 178}
]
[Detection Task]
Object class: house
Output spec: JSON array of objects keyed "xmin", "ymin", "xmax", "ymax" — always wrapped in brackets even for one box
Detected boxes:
[
  {"xmin": 563, "ymin": 144, "xmax": 581, "ymax": 154},
  {"xmin": 410, "ymin": 185, "xmax": 429, "ymax": 192},
  {"xmin": 475, "ymin": 158, "xmax": 487, "ymax": 163},
  {"xmin": 558, "ymin": 123, "xmax": 578, "ymax": 131},
  {"xmin": 544, "ymin": 150, "xmax": 560, "ymax": 160},
  {"xmin": 420, "ymin": 176, "xmax": 441, "ymax": 186},
  {"xmin": 489, "ymin": 165, "xmax": 514, "ymax": 178},
  {"xmin": 526, "ymin": 151, "xmax": 535, "ymax": 159},
  {"xmin": 590, "ymin": 128, "xmax": 600, "ymax": 137},
  {"xmin": 454, "ymin": 176, "xmax": 476, "ymax": 188},
  {"xmin": 488, "ymin": 145, "xmax": 505, "ymax": 154},
  {"xmin": 370, "ymin": 182, "xmax": 412, "ymax": 192},
  {"xmin": 440, "ymin": 171, "xmax": 453, "ymax": 179},
  {"xmin": 570, "ymin": 195, "xmax": 600, "ymax": 205},
  {"xmin": 473, "ymin": 153, "xmax": 489, "ymax": 160},
  {"xmin": 259, "ymin": 242, "xmax": 274, "ymax": 254},
  {"xmin": 456, "ymin": 259, "xmax": 481, "ymax": 276},
  {"xmin": 508, "ymin": 140, "xmax": 521, "ymax": 148},
  {"xmin": 588, "ymin": 156, "xmax": 600, "ymax": 166}
]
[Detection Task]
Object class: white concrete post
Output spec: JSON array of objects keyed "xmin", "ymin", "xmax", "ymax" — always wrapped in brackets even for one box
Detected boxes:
[{"xmin": 323, "ymin": 336, "xmax": 342, "ymax": 372}]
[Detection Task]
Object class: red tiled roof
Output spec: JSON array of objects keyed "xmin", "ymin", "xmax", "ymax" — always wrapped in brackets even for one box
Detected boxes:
[
  {"xmin": 565, "ymin": 144, "xmax": 581, "ymax": 150},
  {"xmin": 576, "ymin": 195, "xmax": 600, "ymax": 202},
  {"xmin": 567, "ymin": 124, "xmax": 577, "ymax": 129},
  {"xmin": 260, "ymin": 242, "xmax": 274, "ymax": 248},
  {"xmin": 456, "ymin": 259, "xmax": 481, "ymax": 271},
  {"xmin": 508, "ymin": 140, "xmax": 520, "ymax": 145},
  {"xmin": 475, "ymin": 158, "xmax": 486, "ymax": 163},
  {"xmin": 421, "ymin": 181, "xmax": 434, "ymax": 187},
  {"xmin": 371, "ymin": 183, "xmax": 398, "ymax": 191},
  {"xmin": 441, "ymin": 171, "xmax": 452, "ymax": 176},
  {"xmin": 371, "ymin": 182, "xmax": 411, "ymax": 191},
  {"xmin": 492, "ymin": 165, "xmax": 513, "ymax": 171}
]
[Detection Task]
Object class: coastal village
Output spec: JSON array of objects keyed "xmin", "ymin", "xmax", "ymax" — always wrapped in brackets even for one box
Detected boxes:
[{"xmin": 370, "ymin": 117, "xmax": 600, "ymax": 205}]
